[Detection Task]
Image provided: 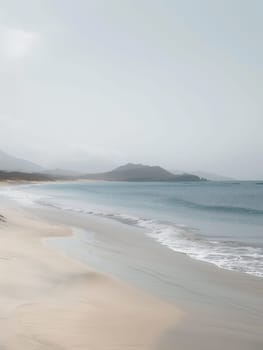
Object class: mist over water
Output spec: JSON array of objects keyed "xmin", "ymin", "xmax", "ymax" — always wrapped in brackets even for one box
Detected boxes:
[
  {"xmin": 1, "ymin": 1, "xmax": 263, "ymax": 180},
  {"xmin": 1, "ymin": 181, "xmax": 263, "ymax": 277}
]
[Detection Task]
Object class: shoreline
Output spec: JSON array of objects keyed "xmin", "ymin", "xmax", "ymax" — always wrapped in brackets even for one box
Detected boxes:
[
  {"xmin": 0, "ymin": 187, "xmax": 263, "ymax": 348},
  {"xmin": 32, "ymin": 205, "xmax": 263, "ymax": 349},
  {"xmin": 0, "ymin": 206, "xmax": 182, "ymax": 349},
  {"xmin": 34, "ymin": 209, "xmax": 263, "ymax": 350},
  {"xmin": 1, "ymin": 179, "xmax": 262, "ymax": 279}
]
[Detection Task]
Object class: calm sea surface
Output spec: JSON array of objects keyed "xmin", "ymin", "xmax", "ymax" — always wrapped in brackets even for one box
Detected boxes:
[{"xmin": 2, "ymin": 181, "xmax": 263, "ymax": 277}]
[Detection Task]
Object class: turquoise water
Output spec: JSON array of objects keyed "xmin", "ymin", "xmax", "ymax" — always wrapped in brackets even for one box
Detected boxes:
[{"xmin": 2, "ymin": 181, "xmax": 263, "ymax": 277}]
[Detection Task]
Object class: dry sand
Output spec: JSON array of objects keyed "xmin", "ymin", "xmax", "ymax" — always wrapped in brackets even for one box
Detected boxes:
[{"xmin": 0, "ymin": 208, "xmax": 182, "ymax": 350}]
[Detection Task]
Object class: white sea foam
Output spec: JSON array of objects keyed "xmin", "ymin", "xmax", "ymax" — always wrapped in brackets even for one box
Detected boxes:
[
  {"xmin": 0, "ymin": 186, "xmax": 45, "ymax": 206},
  {"xmin": 108, "ymin": 212, "xmax": 263, "ymax": 277},
  {"xmin": 1, "ymin": 186, "xmax": 262, "ymax": 278}
]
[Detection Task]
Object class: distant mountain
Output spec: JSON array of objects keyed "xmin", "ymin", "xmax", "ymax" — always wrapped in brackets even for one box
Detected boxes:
[
  {"xmin": 191, "ymin": 171, "xmax": 235, "ymax": 181},
  {"xmin": 171, "ymin": 169, "xmax": 235, "ymax": 181},
  {"xmin": 44, "ymin": 168, "xmax": 82, "ymax": 177},
  {"xmin": 0, "ymin": 150, "xmax": 43, "ymax": 173},
  {"xmin": 82, "ymin": 163, "xmax": 204, "ymax": 182},
  {"xmin": 0, "ymin": 170, "xmax": 53, "ymax": 182}
]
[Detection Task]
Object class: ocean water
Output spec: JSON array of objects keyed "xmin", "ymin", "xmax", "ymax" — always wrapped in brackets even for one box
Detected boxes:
[{"xmin": 1, "ymin": 181, "xmax": 263, "ymax": 277}]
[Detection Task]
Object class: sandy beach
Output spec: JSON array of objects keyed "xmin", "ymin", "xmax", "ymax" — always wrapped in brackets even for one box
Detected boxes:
[
  {"xmin": 0, "ymin": 183, "xmax": 263, "ymax": 350},
  {"xmin": 36, "ymin": 205, "xmax": 263, "ymax": 350},
  {"xmin": 0, "ymin": 207, "xmax": 181, "ymax": 350},
  {"xmin": 1, "ymin": 0, "xmax": 262, "ymax": 347}
]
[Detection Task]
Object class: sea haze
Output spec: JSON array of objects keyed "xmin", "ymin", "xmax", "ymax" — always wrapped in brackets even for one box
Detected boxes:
[{"xmin": 2, "ymin": 181, "xmax": 263, "ymax": 277}]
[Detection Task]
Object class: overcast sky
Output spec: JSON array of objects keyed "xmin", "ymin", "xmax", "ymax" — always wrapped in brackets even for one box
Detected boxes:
[{"xmin": 0, "ymin": 0, "xmax": 262, "ymax": 179}]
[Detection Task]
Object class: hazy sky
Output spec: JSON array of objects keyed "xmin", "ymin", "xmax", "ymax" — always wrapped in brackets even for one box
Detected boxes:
[{"xmin": 0, "ymin": 0, "xmax": 262, "ymax": 179}]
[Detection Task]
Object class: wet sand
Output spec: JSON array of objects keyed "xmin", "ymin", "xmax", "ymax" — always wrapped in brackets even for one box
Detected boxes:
[
  {"xmin": 36, "ymin": 206, "xmax": 263, "ymax": 350},
  {"xmin": 0, "ymin": 196, "xmax": 262, "ymax": 349},
  {"xmin": 0, "ymin": 207, "xmax": 181, "ymax": 350}
]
